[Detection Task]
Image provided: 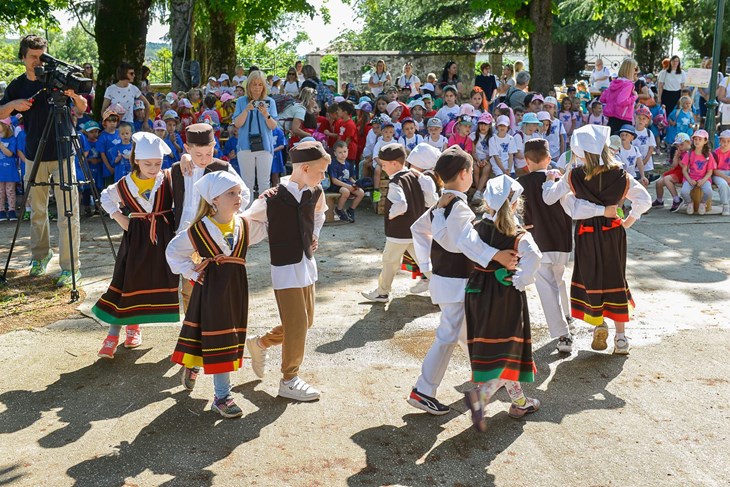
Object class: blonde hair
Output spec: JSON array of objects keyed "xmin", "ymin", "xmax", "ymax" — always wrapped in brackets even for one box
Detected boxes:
[
  {"xmin": 617, "ymin": 58, "xmax": 638, "ymax": 80},
  {"xmin": 582, "ymin": 146, "xmax": 622, "ymax": 180},
  {"xmin": 192, "ymin": 197, "xmax": 215, "ymax": 224},
  {"xmin": 679, "ymin": 95, "xmax": 692, "ymax": 107},
  {"xmin": 245, "ymin": 70, "xmax": 269, "ymax": 100},
  {"xmin": 484, "ymin": 195, "xmax": 523, "ymax": 237},
  {"xmin": 0, "ymin": 122, "xmax": 12, "ymax": 138}
]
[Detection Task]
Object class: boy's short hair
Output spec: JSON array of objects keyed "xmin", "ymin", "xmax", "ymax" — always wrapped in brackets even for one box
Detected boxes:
[
  {"xmin": 523, "ymin": 138, "xmax": 551, "ymax": 163},
  {"xmin": 327, "ymin": 104, "xmax": 339, "ymax": 114},
  {"xmin": 203, "ymin": 94, "xmax": 217, "ymax": 109},
  {"xmin": 118, "ymin": 122, "xmax": 133, "ymax": 133},
  {"xmin": 338, "ymin": 101, "xmax": 356, "ymax": 117},
  {"xmin": 379, "ymin": 143, "xmax": 406, "ymax": 164},
  {"xmin": 333, "ymin": 140, "xmax": 348, "ymax": 151}
]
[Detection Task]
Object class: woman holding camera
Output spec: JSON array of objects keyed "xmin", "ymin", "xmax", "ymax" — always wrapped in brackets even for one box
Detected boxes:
[{"xmin": 233, "ymin": 70, "xmax": 278, "ymax": 202}]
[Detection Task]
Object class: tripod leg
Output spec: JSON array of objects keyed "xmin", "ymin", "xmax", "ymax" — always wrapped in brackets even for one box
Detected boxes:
[
  {"xmin": 1, "ymin": 106, "xmax": 54, "ymax": 284},
  {"xmin": 55, "ymin": 106, "xmax": 80, "ymax": 301}
]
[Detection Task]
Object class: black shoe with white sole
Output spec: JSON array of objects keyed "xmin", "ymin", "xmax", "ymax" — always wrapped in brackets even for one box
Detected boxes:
[{"xmin": 407, "ymin": 388, "xmax": 450, "ymax": 415}]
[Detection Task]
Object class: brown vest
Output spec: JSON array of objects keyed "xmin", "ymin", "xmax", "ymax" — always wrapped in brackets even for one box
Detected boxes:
[
  {"xmin": 568, "ymin": 167, "xmax": 630, "ymax": 209},
  {"xmin": 473, "ymin": 219, "xmax": 525, "ymax": 271},
  {"xmin": 384, "ymin": 170, "xmax": 426, "ymax": 239},
  {"xmin": 265, "ymin": 184, "xmax": 322, "ymax": 266},
  {"xmin": 171, "ymin": 159, "xmax": 230, "ymax": 231},
  {"xmin": 518, "ymin": 171, "xmax": 572, "ymax": 253},
  {"xmin": 429, "ymin": 198, "xmax": 474, "ymax": 279}
]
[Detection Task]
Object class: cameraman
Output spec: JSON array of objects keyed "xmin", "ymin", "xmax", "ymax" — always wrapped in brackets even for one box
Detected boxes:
[{"xmin": 0, "ymin": 35, "xmax": 84, "ymax": 287}]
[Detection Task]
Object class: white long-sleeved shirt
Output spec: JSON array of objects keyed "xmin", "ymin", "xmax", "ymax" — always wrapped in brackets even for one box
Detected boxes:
[
  {"xmin": 510, "ymin": 231, "xmax": 542, "ymax": 292},
  {"xmin": 243, "ymin": 178, "xmax": 327, "ymax": 290},
  {"xmin": 386, "ymin": 168, "xmax": 438, "ymax": 244},
  {"xmin": 411, "ymin": 190, "xmax": 499, "ymax": 304},
  {"xmin": 542, "ymin": 170, "xmax": 652, "ymax": 221},
  {"xmin": 100, "ymin": 171, "xmax": 165, "ymax": 217},
  {"xmin": 171, "ymin": 162, "xmax": 251, "ymax": 234},
  {"xmin": 165, "ymin": 215, "xmax": 267, "ymax": 282}
]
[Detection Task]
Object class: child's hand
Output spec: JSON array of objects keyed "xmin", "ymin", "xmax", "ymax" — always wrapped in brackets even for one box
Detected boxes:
[
  {"xmin": 180, "ymin": 153, "xmax": 194, "ymax": 176},
  {"xmin": 640, "ymin": 176, "xmax": 649, "ymax": 187},
  {"xmin": 112, "ymin": 212, "xmax": 130, "ymax": 231},
  {"xmin": 436, "ymin": 193, "xmax": 456, "ymax": 208},
  {"xmin": 258, "ymin": 186, "xmax": 279, "ymax": 199},
  {"xmin": 603, "ymin": 205, "xmax": 619, "ymax": 218},
  {"xmin": 311, "ymin": 238, "xmax": 319, "ymax": 253},
  {"xmin": 195, "ymin": 271, "xmax": 206, "ymax": 284},
  {"xmin": 115, "ymin": 153, "xmax": 122, "ymax": 162},
  {"xmin": 493, "ymin": 249, "xmax": 519, "ymax": 270}
]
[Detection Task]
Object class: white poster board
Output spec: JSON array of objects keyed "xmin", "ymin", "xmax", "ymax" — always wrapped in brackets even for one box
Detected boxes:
[{"xmin": 686, "ymin": 68, "xmax": 712, "ymax": 88}]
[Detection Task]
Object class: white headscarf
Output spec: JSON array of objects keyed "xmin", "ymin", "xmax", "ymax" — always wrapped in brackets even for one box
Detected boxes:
[
  {"xmin": 194, "ymin": 171, "xmax": 245, "ymax": 205},
  {"xmin": 570, "ymin": 124, "xmax": 611, "ymax": 163},
  {"xmin": 406, "ymin": 143, "xmax": 441, "ymax": 171},
  {"xmin": 132, "ymin": 132, "xmax": 171, "ymax": 160},
  {"xmin": 484, "ymin": 175, "xmax": 523, "ymax": 222}
]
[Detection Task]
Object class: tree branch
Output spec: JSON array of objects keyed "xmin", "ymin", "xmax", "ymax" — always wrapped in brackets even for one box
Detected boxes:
[{"xmin": 69, "ymin": 1, "xmax": 96, "ymax": 39}]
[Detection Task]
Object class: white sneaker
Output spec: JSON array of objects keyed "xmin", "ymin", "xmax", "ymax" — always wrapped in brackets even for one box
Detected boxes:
[
  {"xmin": 698, "ymin": 204, "xmax": 706, "ymax": 215},
  {"xmin": 410, "ymin": 279, "xmax": 429, "ymax": 294},
  {"xmin": 278, "ymin": 377, "xmax": 321, "ymax": 401},
  {"xmin": 556, "ymin": 334, "xmax": 573, "ymax": 353},
  {"xmin": 246, "ymin": 336, "xmax": 268, "ymax": 378},
  {"xmin": 686, "ymin": 205, "xmax": 694, "ymax": 215},
  {"xmin": 613, "ymin": 336, "xmax": 630, "ymax": 355},
  {"xmin": 472, "ymin": 190, "xmax": 483, "ymax": 203},
  {"xmin": 361, "ymin": 290, "xmax": 390, "ymax": 303},
  {"xmin": 591, "ymin": 322, "xmax": 609, "ymax": 351},
  {"xmin": 722, "ymin": 205, "xmax": 730, "ymax": 216}
]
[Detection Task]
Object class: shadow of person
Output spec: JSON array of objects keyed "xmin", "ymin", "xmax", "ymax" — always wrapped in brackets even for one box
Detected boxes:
[
  {"xmin": 66, "ymin": 380, "xmax": 287, "ymax": 487},
  {"xmin": 0, "ymin": 349, "xmax": 180, "ymax": 449},
  {"xmin": 316, "ymin": 295, "xmax": 436, "ymax": 355}
]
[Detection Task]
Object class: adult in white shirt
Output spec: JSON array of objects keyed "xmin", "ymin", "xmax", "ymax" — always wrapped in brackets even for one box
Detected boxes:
[
  {"xmin": 283, "ymin": 67, "xmax": 301, "ymax": 96},
  {"xmin": 590, "ymin": 58, "xmax": 611, "ymax": 90},
  {"xmin": 102, "ymin": 62, "xmax": 150, "ymax": 127},
  {"xmin": 368, "ymin": 59, "xmax": 392, "ymax": 98},
  {"xmin": 657, "ymin": 55, "xmax": 687, "ymax": 113},
  {"xmin": 396, "ymin": 62, "xmax": 421, "ymax": 98},
  {"xmin": 232, "ymin": 66, "xmax": 247, "ymax": 86},
  {"xmin": 718, "ymin": 75, "xmax": 730, "ymax": 130},
  {"xmin": 295, "ymin": 60, "xmax": 306, "ymax": 84}
]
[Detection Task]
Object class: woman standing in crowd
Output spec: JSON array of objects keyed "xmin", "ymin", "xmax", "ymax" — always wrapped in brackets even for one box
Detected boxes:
[
  {"xmin": 233, "ymin": 70, "xmax": 278, "ymax": 199},
  {"xmin": 600, "ymin": 58, "xmax": 639, "ymax": 135},
  {"xmin": 283, "ymin": 67, "xmax": 301, "ymax": 96},
  {"xmin": 396, "ymin": 62, "xmax": 421, "ymax": 99},
  {"xmin": 657, "ymin": 55, "xmax": 686, "ymax": 114},
  {"xmin": 590, "ymin": 58, "xmax": 611, "ymax": 91},
  {"xmin": 439, "ymin": 61, "xmax": 462, "ymax": 95},
  {"xmin": 102, "ymin": 62, "xmax": 151, "ymax": 129},
  {"xmin": 282, "ymin": 87, "xmax": 319, "ymax": 145},
  {"xmin": 368, "ymin": 59, "xmax": 392, "ymax": 98},
  {"xmin": 475, "ymin": 62, "xmax": 499, "ymax": 106},
  {"xmin": 301, "ymin": 64, "xmax": 333, "ymax": 116}
]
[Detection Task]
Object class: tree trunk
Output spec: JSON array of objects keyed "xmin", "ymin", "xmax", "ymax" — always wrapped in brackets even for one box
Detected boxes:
[
  {"xmin": 93, "ymin": 0, "xmax": 152, "ymax": 118},
  {"xmin": 170, "ymin": 0, "xmax": 194, "ymax": 91},
  {"xmin": 527, "ymin": 0, "xmax": 553, "ymax": 94},
  {"xmin": 206, "ymin": 5, "xmax": 236, "ymax": 78}
]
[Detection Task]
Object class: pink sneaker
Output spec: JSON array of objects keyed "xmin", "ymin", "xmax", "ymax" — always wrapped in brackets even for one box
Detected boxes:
[
  {"xmin": 98, "ymin": 335, "xmax": 119, "ymax": 359},
  {"xmin": 124, "ymin": 326, "xmax": 142, "ymax": 349}
]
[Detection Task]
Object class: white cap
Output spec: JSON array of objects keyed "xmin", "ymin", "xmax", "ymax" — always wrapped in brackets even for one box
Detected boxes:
[
  {"xmin": 496, "ymin": 115, "xmax": 510, "ymax": 127},
  {"xmin": 272, "ymin": 75, "xmax": 280, "ymax": 82},
  {"xmin": 537, "ymin": 111, "xmax": 552, "ymax": 121},
  {"xmin": 543, "ymin": 96, "xmax": 558, "ymax": 106},
  {"xmin": 421, "ymin": 83, "xmax": 435, "ymax": 92},
  {"xmin": 386, "ymin": 101, "xmax": 401, "ymax": 115},
  {"xmin": 325, "ymin": 79, "xmax": 337, "ymax": 87},
  {"xmin": 484, "ymin": 175, "xmax": 523, "ymax": 221},
  {"xmin": 132, "ymin": 132, "xmax": 172, "ymax": 160},
  {"xmin": 194, "ymin": 171, "xmax": 245, "ymax": 205},
  {"xmin": 334, "ymin": 96, "xmax": 345, "ymax": 103},
  {"xmin": 406, "ymin": 143, "xmax": 441, "ymax": 171},
  {"xmin": 609, "ymin": 135, "xmax": 621, "ymax": 151},
  {"xmin": 720, "ymin": 129, "xmax": 730, "ymax": 139},
  {"xmin": 570, "ymin": 124, "xmax": 611, "ymax": 159},
  {"xmin": 218, "ymin": 74, "xmax": 230, "ymax": 82},
  {"xmin": 408, "ymin": 99, "xmax": 426, "ymax": 110}
]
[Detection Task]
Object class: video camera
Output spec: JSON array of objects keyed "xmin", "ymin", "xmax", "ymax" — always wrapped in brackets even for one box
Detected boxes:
[{"xmin": 34, "ymin": 53, "xmax": 93, "ymax": 95}]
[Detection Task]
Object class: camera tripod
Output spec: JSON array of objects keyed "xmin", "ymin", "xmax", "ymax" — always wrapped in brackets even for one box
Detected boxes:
[{"xmin": 1, "ymin": 89, "xmax": 116, "ymax": 302}]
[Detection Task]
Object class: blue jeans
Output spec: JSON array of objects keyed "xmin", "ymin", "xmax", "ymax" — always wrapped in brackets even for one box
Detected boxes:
[{"xmin": 213, "ymin": 372, "xmax": 231, "ymax": 399}]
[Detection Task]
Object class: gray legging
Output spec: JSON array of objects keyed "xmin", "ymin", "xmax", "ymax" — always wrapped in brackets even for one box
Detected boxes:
[{"xmin": 680, "ymin": 180, "xmax": 712, "ymax": 204}]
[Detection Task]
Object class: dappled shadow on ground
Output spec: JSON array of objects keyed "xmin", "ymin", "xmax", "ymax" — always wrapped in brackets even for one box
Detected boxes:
[
  {"xmin": 66, "ymin": 380, "xmax": 287, "ymax": 487},
  {"xmin": 346, "ymin": 343, "xmax": 627, "ymax": 486},
  {"xmin": 316, "ymin": 295, "xmax": 436, "ymax": 355}
]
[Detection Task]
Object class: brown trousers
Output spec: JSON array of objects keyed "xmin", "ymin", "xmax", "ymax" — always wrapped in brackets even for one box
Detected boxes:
[{"xmin": 260, "ymin": 285, "xmax": 315, "ymax": 380}]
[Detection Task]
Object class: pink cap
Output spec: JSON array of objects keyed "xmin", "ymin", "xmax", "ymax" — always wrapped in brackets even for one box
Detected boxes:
[
  {"xmin": 0, "ymin": 117, "xmax": 11, "ymax": 126},
  {"xmin": 458, "ymin": 103, "xmax": 476, "ymax": 116},
  {"xmin": 693, "ymin": 129, "xmax": 709, "ymax": 139},
  {"xmin": 386, "ymin": 101, "xmax": 401, "ymax": 115},
  {"xmin": 537, "ymin": 111, "xmax": 552, "ymax": 121},
  {"xmin": 220, "ymin": 93, "xmax": 234, "ymax": 103},
  {"xmin": 720, "ymin": 130, "xmax": 730, "ymax": 139},
  {"xmin": 531, "ymin": 94, "xmax": 545, "ymax": 103},
  {"xmin": 178, "ymin": 98, "xmax": 193, "ymax": 109},
  {"xmin": 153, "ymin": 120, "xmax": 166, "ymax": 131},
  {"xmin": 478, "ymin": 113, "xmax": 494, "ymax": 125},
  {"xmin": 496, "ymin": 115, "xmax": 510, "ymax": 127}
]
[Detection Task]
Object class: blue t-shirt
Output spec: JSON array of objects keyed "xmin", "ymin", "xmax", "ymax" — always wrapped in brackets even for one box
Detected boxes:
[
  {"xmin": 163, "ymin": 132, "xmax": 183, "ymax": 169},
  {"xmin": 233, "ymin": 96, "xmax": 278, "ymax": 153},
  {"xmin": 97, "ymin": 130, "xmax": 122, "ymax": 178},
  {"xmin": 110, "ymin": 142, "xmax": 133, "ymax": 182},
  {"xmin": 328, "ymin": 160, "xmax": 354, "ymax": 185},
  {"xmin": 223, "ymin": 136, "xmax": 239, "ymax": 174},
  {"xmin": 76, "ymin": 114, "xmax": 92, "ymax": 133},
  {"xmin": 0, "ymin": 136, "xmax": 19, "ymax": 183},
  {"xmin": 82, "ymin": 135, "xmax": 104, "ymax": 189},
  {"xmin": 273, "ymin": 127, "xmax": 286, "ymax": 167},
  {"xmin": 133, "ymin": 119, "xmax": 153, "ymax": 133}
]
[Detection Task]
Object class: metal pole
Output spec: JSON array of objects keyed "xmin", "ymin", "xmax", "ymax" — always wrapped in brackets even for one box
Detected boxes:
[{"xmin": 705, "ymin": 0, "xmax": 726, "ymax": 144}]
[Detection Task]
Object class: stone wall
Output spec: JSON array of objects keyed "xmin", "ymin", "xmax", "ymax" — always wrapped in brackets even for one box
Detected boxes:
[{"xmin": 333, "ymin": 51, "xmax": 477, "ymax": 99}]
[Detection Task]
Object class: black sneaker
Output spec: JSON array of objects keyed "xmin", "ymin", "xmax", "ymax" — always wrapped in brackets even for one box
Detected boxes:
[
  {"xmin": 670, "ymin": 199, "xmax": 682, "ymax": 213},
  {"xmin": 335, "ymin": 208, "xmax": 350, "ymax": 222},
  {"xmin": 182, "ymin": 366, "xmax": 201, "ymax": 391},
  {"xmin": 346, "ymin": 208, "xmax": 355, "ymax": 223},
  {"xmin": 651, "ymin": 199, "xmax": 664, "ymax": 208},
  {"xmin": 211, "ymin": 396, "xmax": 243, "ymax": 418},
  {"xmin": 407, "ymin": 388, "xmax": 451, "ymax": 415}
]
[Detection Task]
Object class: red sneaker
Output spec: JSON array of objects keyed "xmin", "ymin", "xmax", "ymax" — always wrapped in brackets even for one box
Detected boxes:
[
  {"xmin": 98, "ymin": 335, "xmax": 119, "ymax": 359},
  {"xmin": 124, "ymin": 326, "xmax": 142, "ymax": 349}
]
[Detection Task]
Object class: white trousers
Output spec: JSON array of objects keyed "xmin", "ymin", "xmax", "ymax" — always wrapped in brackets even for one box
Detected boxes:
[
  {"xmin": 534, "ymin": 252, "xmax": 571, "ymax": 338},
  {"xmin": 238, "ymin": 149, "xmax": 273, "ymax": 204},
  {"xmin": 414, "ymin": 302, "xmax": 469, "ymax": 398},
  {"xmin": 713, "ymin": 171, "xmax": 730, "ymax": 205}
]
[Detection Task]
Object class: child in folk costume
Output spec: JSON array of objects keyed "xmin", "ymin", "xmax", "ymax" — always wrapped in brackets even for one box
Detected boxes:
[
  {"xmin": 519, "ymin": 138, "xmax": 618, "ymax": 354},
  {"xmin": 462, "ymin": 175, "xmax": 542, "ymax": 432},
  {"xmin": 167, "ymin": 171, "xmax": 262, "ymax": 418},
  {"xmin": 361, "ymin": 144, "xmax": 438, "ymax": 303},
  {"xmin": 543, "ymin": 125, "xmax": 651, "ymax": 354},
  {"xmin": 408, "ymin": 146, "xmax": 519, "ymax": 415},
  {"xmin": 94, "ymin": 133, "xmax": 180, "ymax": 359},
  {"xmin": 243, "ymin": 141, "xmax": 329, "ymax": 402}
]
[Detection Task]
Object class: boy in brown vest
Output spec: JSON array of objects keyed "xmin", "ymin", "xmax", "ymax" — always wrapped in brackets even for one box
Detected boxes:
[
  {"xmin": 244, "ymin": 141, "xmax": 329, "ymax": 401},
  {"xmin": 361, "ymin": 143, "xmax": 438, "ymax": 303}
]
